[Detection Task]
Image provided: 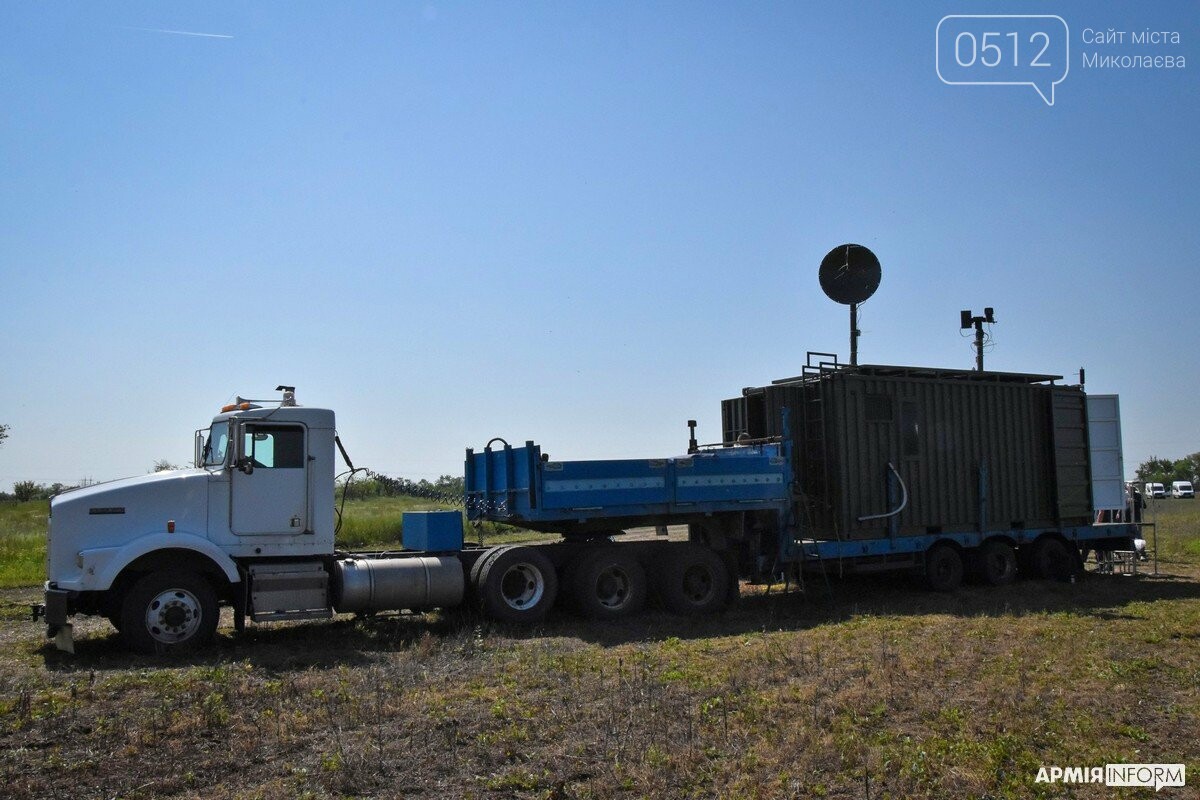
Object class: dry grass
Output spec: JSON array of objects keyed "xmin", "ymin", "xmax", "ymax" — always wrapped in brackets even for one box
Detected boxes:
[{"xmin": 1, "ymin": 559, "xmax": 1198, "ymax": 799}]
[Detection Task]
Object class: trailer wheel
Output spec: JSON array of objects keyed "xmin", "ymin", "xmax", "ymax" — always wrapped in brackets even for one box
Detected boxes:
[
  {"xmin": 477, "ymin": 546, "xmax": 558, "ymax": 624},
  {"xmin": 1028, "ymin": 537, "xmax": 1078, "ymax": 581},
  {"xmin": 119, "ymin": 570, "xmax": 219, "ymax": 654},
  {"xmin": 571, "ymin": 548, "xmax": 647, "ymax": 619},
  {"xmin": 925, "ymin": 544, "xmax": 964, "ymax": 592},
  {"xmin": 660, "ymin": 545, "xmax": 729, "ymax": 616},
  {"xmin": 977, "ymin": 540, "xmax": 1018, "ymax": 586}
]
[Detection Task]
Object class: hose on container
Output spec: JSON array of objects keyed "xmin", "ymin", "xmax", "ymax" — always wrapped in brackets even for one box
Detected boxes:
[{"xmin": 856, "ymin": 462, "xmax": 908, "ymax": 522}]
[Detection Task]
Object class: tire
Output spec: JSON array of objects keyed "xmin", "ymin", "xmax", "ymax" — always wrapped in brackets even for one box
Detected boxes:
[
  {"xmin": 925, "ymin": 543, "xmax": 964, "ymax": 592},
  {"xmin": 468, "ymin": 545, "xmax": 512, "ymax": 597},
  {"xmin": 659, "ymin": 545, "xmax": 729, "ymax": 616},
  {"xmin": 119, "ymin": 570, "xmax": 219, "ymax": 654},
  {"xmin": 1028, "ymin": 537, "xmax": 1078, "ymax": 581},
  {"xmin": 977, "ymin": 540, "xmax": 1018, "ymax": 586},
  {"xmin": 570, "ymin": 548, "xmax": 647, "ymax": 619},
  {"xmin": 477, "ymin": 546, "xmax": 558, "ymax": 624}
]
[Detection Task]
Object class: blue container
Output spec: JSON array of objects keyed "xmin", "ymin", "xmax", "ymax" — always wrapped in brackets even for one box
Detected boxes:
[{"xmin": 402, "ymin": 511, "xmax": 464, "ymax": 552}]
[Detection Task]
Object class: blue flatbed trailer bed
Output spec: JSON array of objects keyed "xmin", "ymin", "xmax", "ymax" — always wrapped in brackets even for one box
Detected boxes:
[
  {"xmin": 464, "ymin": 441, "xmax": 1138, "ymax": 571},
  {"xmin": 465, "ymin": 440, "xmax": 792, "ymax": 532}
]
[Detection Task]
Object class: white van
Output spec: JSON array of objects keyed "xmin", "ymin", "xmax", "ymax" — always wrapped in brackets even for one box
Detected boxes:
[
  {"xmin": 1171, "ymin": 481, "xmax": 1194, "ymax": 498},
  {"xmin": 1144, "ymin": 482, "xmax": 1166, "ymax": 499}
]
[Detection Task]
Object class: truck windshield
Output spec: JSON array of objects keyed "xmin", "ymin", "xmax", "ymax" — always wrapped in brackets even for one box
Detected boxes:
[{"xmin": 202, "ymin": 423, "xmax": 230, "ymax": 466}]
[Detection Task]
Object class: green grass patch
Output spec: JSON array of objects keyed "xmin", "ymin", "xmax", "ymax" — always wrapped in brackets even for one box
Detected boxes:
[
  {"xmin": 335, "ymin": 495, "xmax": 549, "ymax": 550},
  {"xmin": 1144, "ymin": 496, "xmax": 1200, "ymax": 562},
  {"xmin": 0, "ymin": 500, "xmax": 48, "ymax": 588}
]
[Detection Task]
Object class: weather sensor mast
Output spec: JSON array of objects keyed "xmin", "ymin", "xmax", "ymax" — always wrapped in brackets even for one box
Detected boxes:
[
  {"xmin": 960, "ymin": 307, "xmax": 996, "ymax": 371},
  {"xmin": 818, "ymin": 244, "xmax": 882, "ymax": 366}
]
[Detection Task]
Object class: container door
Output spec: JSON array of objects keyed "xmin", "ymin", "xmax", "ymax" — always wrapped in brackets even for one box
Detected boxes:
[
  {"xmin": 1050, "ymin": 390, "xmax": 1092, "ymax": 523},
  {"xmin": 231, "ymin": 423, "xmax": 309, "ymax": 535},
  {"xmin": 1086, "ymin": 394, "xmax": 1125, "ymax": 512}
]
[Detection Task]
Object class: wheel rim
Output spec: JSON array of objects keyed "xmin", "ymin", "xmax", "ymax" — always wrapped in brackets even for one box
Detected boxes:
[
  {"xmin": 681, "ymin": 565, "xmax": 715, "ymax": 603},
  {"xmin": 500, "ymin": 563, "xmax": 545, "ymax": 610},
  {"xmin": 593, "ymin": 566, "xmax": 631, "ymax": 609},
  {"xmin": 145, "ymin": 588, "xmax": 203, "ymax": 644}
]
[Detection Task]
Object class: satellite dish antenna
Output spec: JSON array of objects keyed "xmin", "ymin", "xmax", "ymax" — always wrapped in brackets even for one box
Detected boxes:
[{"xmin": 818, "ymin": 243, "xmax": 881, "ymax": 365}]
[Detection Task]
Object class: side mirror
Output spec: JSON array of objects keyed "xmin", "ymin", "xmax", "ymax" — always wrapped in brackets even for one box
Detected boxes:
[{"xmin": 236, "ymin": 457, "xmax": 255, "ymax": 476}]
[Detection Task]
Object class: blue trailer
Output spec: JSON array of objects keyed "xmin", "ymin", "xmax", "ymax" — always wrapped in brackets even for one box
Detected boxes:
[{"xmin": 463, "ymin": 361, "xmax": 1139, "ymax": 618}]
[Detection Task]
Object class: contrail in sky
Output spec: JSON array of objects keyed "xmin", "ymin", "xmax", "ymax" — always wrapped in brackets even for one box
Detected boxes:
[{"xmin": 120, "ymin": 26, "xmax": 234, "ymax": 39}]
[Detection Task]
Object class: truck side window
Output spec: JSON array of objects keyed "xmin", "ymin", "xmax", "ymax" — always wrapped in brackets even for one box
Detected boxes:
[{"xmin": 245, "ymin": 425, "xmax": 305, "ymax": 469}]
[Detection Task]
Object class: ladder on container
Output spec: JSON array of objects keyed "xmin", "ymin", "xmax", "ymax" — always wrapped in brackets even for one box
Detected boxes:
[{"xmin": 797, "ymin": 352, "xmax": 841, "ymax": 527}]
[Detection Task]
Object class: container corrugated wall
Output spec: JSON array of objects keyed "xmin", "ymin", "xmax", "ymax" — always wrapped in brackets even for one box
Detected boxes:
[{"xmin": 723, "ymin": 368, "xmax": 1092, "ymax": 539}]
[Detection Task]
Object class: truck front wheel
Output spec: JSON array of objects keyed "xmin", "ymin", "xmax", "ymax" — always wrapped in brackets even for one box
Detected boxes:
[{"xmin": 119, "ymin": 570, "xmax": 219, "ymax": 654}]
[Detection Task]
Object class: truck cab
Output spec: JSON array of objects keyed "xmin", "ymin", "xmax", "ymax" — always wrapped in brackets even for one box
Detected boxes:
[{"xmin": 41, "ymin": 389, "xmax": 337, "ymax": 652}]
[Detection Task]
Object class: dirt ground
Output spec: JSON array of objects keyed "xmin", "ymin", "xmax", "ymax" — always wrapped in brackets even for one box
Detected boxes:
[{"xmin": 1, "ymin": 560, "xmax": 1198, "ymax": 799}]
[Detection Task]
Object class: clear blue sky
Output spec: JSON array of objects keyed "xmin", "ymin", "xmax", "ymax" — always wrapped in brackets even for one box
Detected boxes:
[{"xmin": 1, "ymin": 1, "xmax": 1197, "ymax": 489}]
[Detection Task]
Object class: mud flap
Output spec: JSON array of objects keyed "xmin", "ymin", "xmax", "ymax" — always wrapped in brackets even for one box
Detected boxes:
[{"xmin": 51, "ymin": 623, "xmax": 75, "ymax": 654}]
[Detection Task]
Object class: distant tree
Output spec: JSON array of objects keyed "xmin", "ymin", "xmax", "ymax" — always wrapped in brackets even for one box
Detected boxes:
[
  {"xmin": 0, "ymin": 423, "xmax": 8, "ymax": 447},
  {"xmin": 153, "ymin": 460, "xmax": 182, "ymax": 472},
  {"xmin": 13, "ymin": 481, "xmax": 44, "ymax": 502},
  {"xmin": 1177, "ymin": 452, "xmax": 1200, "ymax": 484},
  {"xmin": 434, "ymin": 474, "xmax": 465, "ymax": 495},
  {"xmin": 1135, "ymin": 456, "xmax": 1175, "ymax": 485}
]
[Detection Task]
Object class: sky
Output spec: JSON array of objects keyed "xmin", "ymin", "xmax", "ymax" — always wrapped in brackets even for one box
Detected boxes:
[{"xmin": 1, "ymin": 1, "xmax": 1197, "ymax": 490}]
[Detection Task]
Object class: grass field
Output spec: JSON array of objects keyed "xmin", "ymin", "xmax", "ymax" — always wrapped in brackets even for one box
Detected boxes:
[
  {"xmin": 0, "ymin": 499, "xmax": 1197, "ymax": 798},
  {"xmin": 0, "ymin": 499, "xmax": 48, "ymax": 588}
]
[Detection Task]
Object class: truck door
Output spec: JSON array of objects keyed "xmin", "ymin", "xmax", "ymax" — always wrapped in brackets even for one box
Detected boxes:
[{"xmin": 230, "ymin": 423, "xmax": 310, "ymax": 535}]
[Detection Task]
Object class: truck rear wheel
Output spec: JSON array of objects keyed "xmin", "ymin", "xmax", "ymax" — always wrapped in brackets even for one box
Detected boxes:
[
  {"xmin": 925, "ymin": 543, "xmax": 964, "ymax": 591},
  {"xmin": 477, "ymin": 546, "xmax": 558, "ymax": 624},
  {"xmin": 570, "ymin": 548, "xmax": 647, "ymax": 619},
  {"xmin": 977, "ymin": 540, "xmax": 1018, "ymax": 586},
  {"xmin": 659, "ymin": 545, "xmax": 729, "ymax": 615},
  {"xmin": 119, "ymin": 570, "xmax": 219, "ymax": 654},
  {"xmin": 1028, "ymin": 537, "xmax": 1078, "ymax": 581}
]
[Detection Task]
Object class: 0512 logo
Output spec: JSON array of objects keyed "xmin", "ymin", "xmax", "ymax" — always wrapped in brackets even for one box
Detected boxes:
[{"xmin": 936, "ymin": 15, "xmax": 1069, "ymax": 105}]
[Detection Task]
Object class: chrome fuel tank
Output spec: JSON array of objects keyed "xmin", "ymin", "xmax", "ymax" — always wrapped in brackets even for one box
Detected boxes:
[{"xmin": 333, "ymin": 556, "xmax": 464, "ymax": 613}]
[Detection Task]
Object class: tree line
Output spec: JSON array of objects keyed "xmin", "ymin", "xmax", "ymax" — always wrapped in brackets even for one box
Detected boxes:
[{"xmin": 1135, "ymin": 453, "xmax": 1199, "ymax": 487}]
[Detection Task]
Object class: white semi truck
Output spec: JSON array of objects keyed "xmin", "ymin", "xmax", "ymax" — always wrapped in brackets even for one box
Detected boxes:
[
  {"xmin": 37, "ymin": 373, "xmax": 1138, "ymax": 655},
  {"xmin": 35, "ymin": 388, "xmax": 756, "ymax": 653}
]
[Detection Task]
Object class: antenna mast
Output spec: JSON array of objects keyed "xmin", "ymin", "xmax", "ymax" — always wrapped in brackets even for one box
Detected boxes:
[
  {"xmin": 819, "ymin": 244, "xmax": 882, "ymax": 366},
  {"xmin": 959, "ymin": 308, "xmax": 996, "ymax": 370}
]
